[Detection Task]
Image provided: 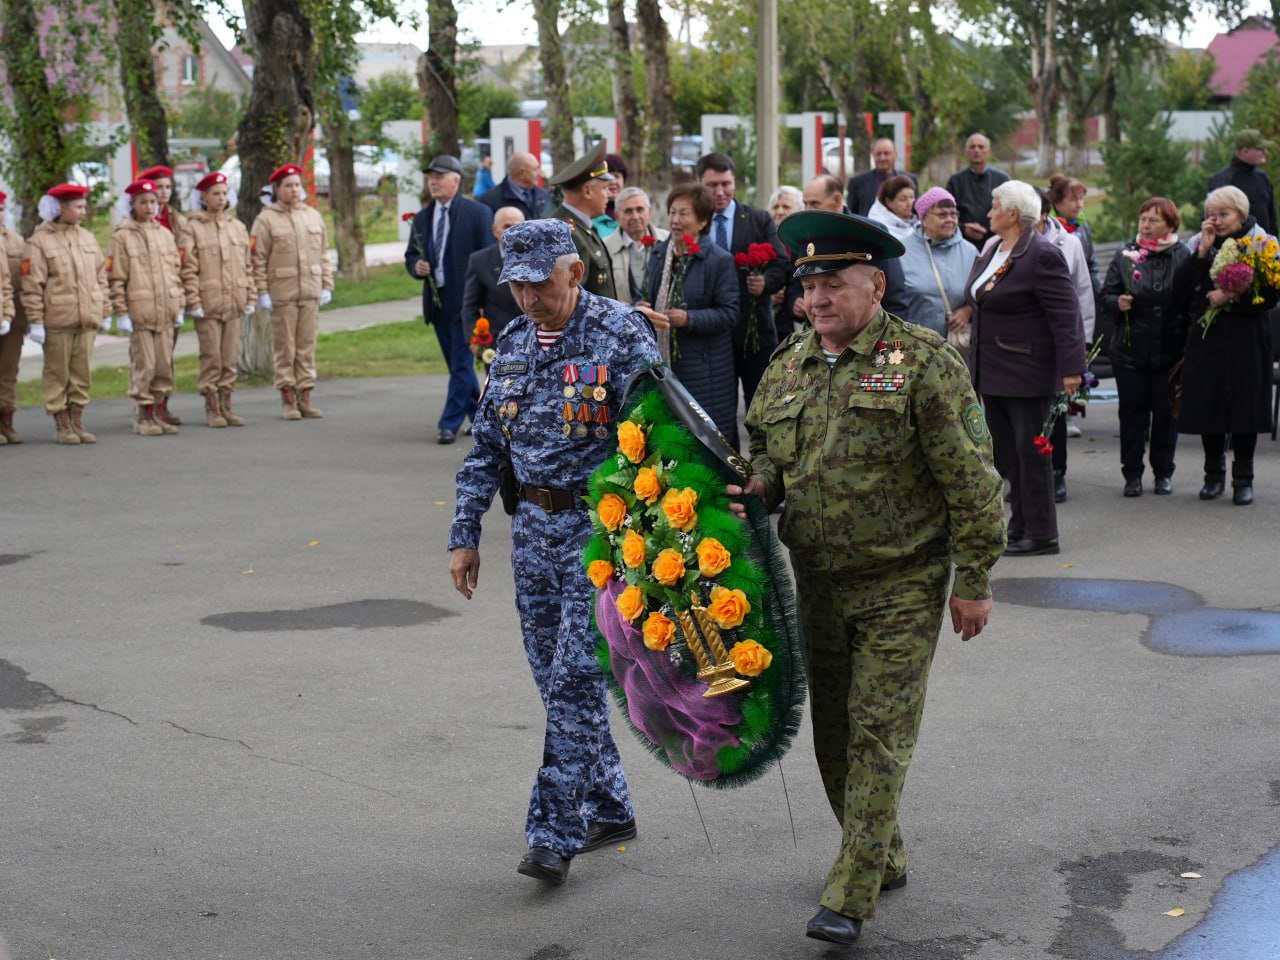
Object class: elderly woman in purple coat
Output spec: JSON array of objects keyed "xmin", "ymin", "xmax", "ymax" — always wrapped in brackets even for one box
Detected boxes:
[{"xmin": 951, "ymin": 180, "xmax": 1085, "ymax": 557}]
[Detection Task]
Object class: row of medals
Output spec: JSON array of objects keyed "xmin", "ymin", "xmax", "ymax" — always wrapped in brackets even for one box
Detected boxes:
[
  {"xmin": 874, "ymin": 340, "xmax": 907, "ymax": 367},
  {"xmin": 496, "ymin": 363, "xmax": 613, "ymax": 439}
]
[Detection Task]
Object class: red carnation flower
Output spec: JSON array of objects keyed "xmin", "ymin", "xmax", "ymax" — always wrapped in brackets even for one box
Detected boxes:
[
  {"xmin": 640, "ymin": 234, "xmax": 656, "ymax": 247},
  {"xmin": 401, "ymin": 212, "xmax": 415, "ymax": 222},
  {"xmin": 734, "ymin": 252, "xmax": 750, "ymax": 269},
  {"xmin": 686, "ymin": 240, "xmax": 702, "ymax": 255}
]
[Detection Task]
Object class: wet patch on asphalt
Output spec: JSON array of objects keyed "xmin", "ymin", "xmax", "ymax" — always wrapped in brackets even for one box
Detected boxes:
[
  {"xmin": 4, "ymin": 715, "xmax": 68, "ymax": 744},
  {"xmin": 994, "ymin": 578, "xmax": 1280, "ymax": 657},
  {"xmin": 200, "ymin": 598, "xmax": 455, "ymax": 632},
  {"xmin": 0, "ymin": 659, "xmax": 63, "ymax": 711},
  {"xmin": 0, "ymin": 553, "xmax": 32, "ymax": 567}
]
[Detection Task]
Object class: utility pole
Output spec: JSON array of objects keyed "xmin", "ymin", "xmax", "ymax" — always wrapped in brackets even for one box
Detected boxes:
[{"xmin": 755, "ymin": 0, "xmax": 778, "ymax": 203}]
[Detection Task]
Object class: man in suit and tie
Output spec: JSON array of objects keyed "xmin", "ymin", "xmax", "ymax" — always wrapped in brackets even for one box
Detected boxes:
[
  {"xmin": 845, "ymin": 138, "xmax": 917, "ymax": 217},
  {"xmin": 603, "ymin": 187, "xmax": 669, "ymax": 303},
  {"xmin": 406, "ymin": 154, "xmax": 495, "ymax": 444},
  {"xmin": 477, "ymin": 151, "xmax": 550, "ymax": 222},
  {"xmin": 547, "ymin": 144, "xmax": 617, "ymax": 300},
  {"xmin": 696, "ymin": 151, "xmax": 788, "ymax": 413},
  {"xmin": 462, "ymin": 206, "xmax": 525, "ymax": 337}
]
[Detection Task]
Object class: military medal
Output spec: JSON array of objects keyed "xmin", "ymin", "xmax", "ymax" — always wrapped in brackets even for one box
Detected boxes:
[
  {"xmin": 581, "ymin": 363, "xmax": 598, "ymax": 398},
  {"xmin": 873, "ymin": 353, "xmax": 887, "ymax": 368},
  {"xmin": 506, "ymin": 400, "xmax": 518, "ymax": 420},
  {"xmin": 575, "ymin": 403, "xmax": 592, "ymax": 437},
  {"xmin": 888, "ymin": 340, "xmax": 905, "ymax": 365},
  {"xmin": 860, "ymin": 372, "xmax": 907, "ymax": 393},
  {"xmin": 873, "ymin": 339, "xmax": 889, "ymax": 367},
  {"xmin": 593, "ymin": 404, "xmax": 611, "ymax": 438},
  {"xmin": 562, "ymin": 363, "xmax": 579, "ymax": 398},
  {"xmin": 562, "ymin": 401, "xmax": 574, "ymax": 435},
  {"xmin": 593, "ymin": 365, "xmax": 608, "ymax": 402}
]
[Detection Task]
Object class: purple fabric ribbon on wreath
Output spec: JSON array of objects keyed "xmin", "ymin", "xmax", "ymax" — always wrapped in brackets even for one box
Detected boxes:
[{"xmin": 596, "ymin": 579, "xmax": 742, "ymax": 781}]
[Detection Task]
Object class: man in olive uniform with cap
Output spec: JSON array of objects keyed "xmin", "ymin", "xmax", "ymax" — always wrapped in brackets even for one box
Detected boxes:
[
  {"xmin": 547, "ymin": 144, "xmax": 617, "ymax": 300},
  {"xmin": 731, "ymin": 210, "xmax": 1006, "ymax": 944}
]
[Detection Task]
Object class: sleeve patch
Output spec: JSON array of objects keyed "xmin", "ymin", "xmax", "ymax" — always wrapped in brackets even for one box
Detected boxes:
[
  {"xmin": 178, "ymin": 247, "xmax": 186, "ymax": 263},
  {"xmin": 963, "ymin": 402, "xmax": 989, "ymax": 443},
  {"xmin": 20, "ymin": 258, "xmax": 30, "ymax": 276},
  {"xmin": 105, "ymin": 255, "xmax": 113, "ymax": 273},
  {"xmin": 249, "ymin": 236, "xmax": 257, "ymax": 252}
]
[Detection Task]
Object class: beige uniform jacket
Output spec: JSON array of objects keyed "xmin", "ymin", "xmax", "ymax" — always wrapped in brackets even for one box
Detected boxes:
[
  {"xmin": 182, "ymin": 210, "xmax": 254, "ymax": 321},
  {"xmin": 20, "ymin": 222, "xmax": 108, "ymax": 330},
  {"xmin": 107, "ymin": 219, "xmax": 184, "ymax": 332},
  {"xmin": 1, "ymin": 226, "xmax": 22, "ymax": 324},
  {"xmin": 250, "ymin": 202, "xmax": 333, "ymax": 304}
]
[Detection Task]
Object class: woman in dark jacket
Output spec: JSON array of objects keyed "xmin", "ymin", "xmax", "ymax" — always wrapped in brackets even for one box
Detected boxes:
[
  {"xmin": 1174, "ymin": 185, "xmax": 1277, "ymax": 506},
  {"xmin": 1100, "ymin": 196, "xmax": 1190, "ymax": 497},
  {"xmin": 951, "ymin": 180, "xmax": 1085, "ymax": 556},
  {"xmin": 637, "ymin": 182, "xmax": 741, "ymax": 446}
]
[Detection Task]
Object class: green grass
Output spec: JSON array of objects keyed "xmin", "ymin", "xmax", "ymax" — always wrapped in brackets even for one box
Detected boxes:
[
  {"xmin": 326, "ymin": 262, "xmax": 421, "ymax": 310},
  {"xmin": 15, "ymin": 320, "xmax": 446, "ymax": 409}
]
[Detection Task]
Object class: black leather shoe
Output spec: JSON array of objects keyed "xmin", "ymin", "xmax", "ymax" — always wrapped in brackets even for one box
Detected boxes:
[
  {"xmin": 1005, "ymin": 537, "xmax": 1060, "ymax": 556},
  {"xmin": 881, "ymin": 872, "xmax": 908, "ymax": 892},
  {"xmin": 517, "ymin": 847, "xmax": 569, "ymax": 885},
  {"xmin": 1233, "ymin": 484, "xmax": 1254, "ymax": 506},
  {"xmin": 1123, "ymin": 478, "xmax": 1142, "ymax": 497},
  {"xmin": 806, "ymin": 907, "xmax": 862, "ymax": 944},
  {"xmin": 1054, "ymin": 472, "xmax": 1067, "ymax": 503},
  {"xmin": 437, "ymin": 428, "xmax": 457, "ymax": 445},
  {"xmin": 1199, "ymin": 475, "xmax": 1225, "ymax": 500},
  {"xmin": 1154, "ymin": 476, "xmax": 1173, "ymax": 495},
  {"xmin": 581, "ymin": 818, "xmax": 637, "ymax": 854}
]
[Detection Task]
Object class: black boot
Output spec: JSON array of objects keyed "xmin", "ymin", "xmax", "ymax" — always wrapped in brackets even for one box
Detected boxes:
[
  {"xmin": 1232, "ymin": 460, "xmax": 1254, "ymax": 506},
  {"xmin": 1053, "ymin": 470, "xmax": 1067, "ymax": 503},
  {"xmin": 1199, "ymin": 454, "xmax": 1226, "ymax": 500}
]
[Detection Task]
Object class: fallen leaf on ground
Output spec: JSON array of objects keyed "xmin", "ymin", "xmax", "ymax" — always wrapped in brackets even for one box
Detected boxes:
[
  {"xmin": 308, "ymin": 540, "xmax": 320, "ymax": 547},
  {"xmin": 1059, "ymin": 563, "xmax": 1073, "ymax": 568},
  {"xmin": 1163, "ymin": 908, "xmax": 1186, "ymax": 917},
  {"xmin": 242, "ymin": 567, "xmax": 254, "ymax": 575},
  {"xmin": 1180, "ymin": 872, "xmax": 1202, "ymax": 879},
  {"xmin": 433, "ymin": 500, "xmax": 447, "ymax": 506}
]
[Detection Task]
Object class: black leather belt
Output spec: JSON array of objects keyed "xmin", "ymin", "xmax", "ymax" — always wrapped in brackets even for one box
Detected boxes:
[{"xmin": 520, "ymin": 484, "xmax": 584, "ymax": 513}]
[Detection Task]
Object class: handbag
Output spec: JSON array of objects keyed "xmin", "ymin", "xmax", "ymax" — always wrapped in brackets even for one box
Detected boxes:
[{"xmin": 925, "ymin": 239, "xmax": 970, "ymax": 355}]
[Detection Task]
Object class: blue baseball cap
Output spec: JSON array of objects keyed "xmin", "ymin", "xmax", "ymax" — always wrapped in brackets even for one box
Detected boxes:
[{"xmin": 498, "ymin": 219, "xmax": 578, "ymax": 283}]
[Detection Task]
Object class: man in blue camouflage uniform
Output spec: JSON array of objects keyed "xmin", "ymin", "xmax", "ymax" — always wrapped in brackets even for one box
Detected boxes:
[
  {"xmin": 448, "ymin": 219, "xmax": 661, "ymax": 885},
  {"xmin": 732, "ymin": 211, "xmax": 1006, "ymax": 944}
]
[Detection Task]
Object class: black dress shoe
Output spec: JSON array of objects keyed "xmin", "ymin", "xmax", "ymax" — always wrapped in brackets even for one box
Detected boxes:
[
  {"xmin": 881, "ymin": 872, "xmax": 908, "ymax": 892},
  {"xmin": 1123, "ymin": 478, "xmax": 1142, "ymax": 497},
  {"xmin": 1153, "ymin": 476, "xmax": 1172, "ymax": 495},
  {"xmin": 581, "ymin": 818, "xmax": 637, "ymax": 854},
  {"xmin": 1233, "ymin": 484, "xmax": 1254, "ymax": 506},
  {"xmin": 437, "ymin": 428, "xmax": 457, "ymax": 445},
  {"xmin": 806, "ymin": 907, "xmax": 862, "ymax": 944},
  {"xmin": 1005, "ymin": 537, "xmax": 1060, "ymax": 556},
  {"xmin": 1199, "ymin": 475, "xmax": 1225, "ymax": 500},
  {"xmin": 1054, "ymin": 473, "xmax": 1068, "ymax": 503},
  {"xmin": 517, "ymin": 847, "xmax": 569, "ymax": 885}
]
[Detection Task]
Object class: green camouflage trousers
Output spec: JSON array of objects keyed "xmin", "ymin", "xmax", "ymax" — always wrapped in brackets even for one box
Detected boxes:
[{"xmin": 796, "ymin": 552, "xmax": 949, "ymax": 920}]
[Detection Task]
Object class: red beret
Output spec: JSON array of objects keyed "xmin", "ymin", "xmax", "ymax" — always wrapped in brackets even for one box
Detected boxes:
[
  {"xmin": 268, "ymin": 164, "xmax": 304, "ymax": 184},
  {"xmin": 194, "ymin": 172, "xmax": 228, "ymax": 192},
  {"xmin": 0, "ymin": 191, "xmax": 6, "ymax": 203},
  {"xmin": 47, "ymin": 184, "xmax": 90, "ymax": 201},
  {"xmin": 125, "ymin": 179, "xmax": 158, "ymax": 197},
  {"xmin": 139, "ymin": 165, "xmax": 174, "ymax": 181}
]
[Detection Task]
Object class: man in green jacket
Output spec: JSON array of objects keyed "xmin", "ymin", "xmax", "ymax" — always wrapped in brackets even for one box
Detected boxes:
[
  {"xmin": 732, "ymin": 210, "xmax": 1006, "ymax": 945},
  {"xmin": 546, "ymin": 144, "xmax": 617, "ymax": 300}
]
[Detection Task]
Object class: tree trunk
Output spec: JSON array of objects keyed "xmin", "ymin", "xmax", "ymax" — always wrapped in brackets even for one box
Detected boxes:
[
  {"xmin": 636, "ymin": 0, "xmax": 674, "ymax": 201},
  {"xmin": 114, "ymin": 0, "xmax": 170, "ymax": 170},
  {"xmin": 533, "ymin": 0, "xmax": 573, "ymax": 170},
  {"xmin": 327, "ymin": 111, "xmax": 367, "ymax": 281},
  {"xmin": 236, "ymin": 0, "xmax": 316, "ymax": 376},
  {"xmin": 1030, "ymin": 0, "xmax": 1060, "ymax": 178},
  {"xmin": 0, "ymin": 0, "xmax": 69, "ymax": 234},
  {"xmin": 607, "ymin": 0, "xmax": 640, "ymax": 162},
  {"xmin": 423, "ymin": 0, "xmax": 460, "ymax": 159}
]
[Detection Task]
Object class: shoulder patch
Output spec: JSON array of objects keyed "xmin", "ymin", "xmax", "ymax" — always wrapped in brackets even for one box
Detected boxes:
[
  {"xmin": 105, "ymin": 255, "xmax": 113, "ymax": 273},
  {"xmin": 963, "ymin": 402, "xmax": 989, "ymax": 443},
  {"xmin": 20, "ymin": 258, "xmax": 31, "ymax": 276},
  {"xmin": 249, "ymin": 236, "xmax": 257, "ymax": 252}
]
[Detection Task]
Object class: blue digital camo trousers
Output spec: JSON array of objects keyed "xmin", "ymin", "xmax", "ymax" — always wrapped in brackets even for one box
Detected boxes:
[{"xmin": 512, "ymin": 500, "xmax": 634, "ymax": 858}]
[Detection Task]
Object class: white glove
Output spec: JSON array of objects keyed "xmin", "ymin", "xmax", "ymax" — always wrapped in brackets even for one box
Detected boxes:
[
  {"xmin": 257, "ymin": 293, "xmax": 273, "ymax": 311},
  {"xmin": 188, "ymin": 307, "xmax": 205, "ymax": 320},
  {"xmin": 99, "ymin": 317, "xmax": 111, "ymax": 333},
  {"xmin": 175, "ymin": 311, "xmax": 185, "ymax": 329},
  {"xmin": 28, "ymin": 323, "xmax": 45, "ymax": 345},
  {"xmin": 0, "ymin": 320, "xmax": 10, "ymax": 337},
  {"xmin": 118, "ymin": 315, "xmax": 133, "ymax": 334},
  {"xmin": 243, "ymin": 302, "xmax": 255, "ymax": 319},
  {"xmin": 320, "ymin": 289, "xmax": 333, "ymax": 307}
]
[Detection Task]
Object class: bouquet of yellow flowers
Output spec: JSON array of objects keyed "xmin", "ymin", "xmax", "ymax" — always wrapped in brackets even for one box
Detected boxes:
[{"xmin": 1199, "ymin": 234, "xmax": 1280, "ymax": 337}]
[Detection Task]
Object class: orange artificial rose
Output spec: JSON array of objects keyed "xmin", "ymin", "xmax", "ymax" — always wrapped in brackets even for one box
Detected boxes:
[
  {"xmin": 597, "ymin": 493, "xmax": 628, "ymax": 531},
  {"xmin": 587, "ymin": 560, "xmax": 615, "ymax": 589},
  {"xmin": 695, "ymin": 537, "xmax": 732, "ymax": 577},
  {"xmin": 622, "ymin": 529, "xmax": 648, "ymax": 569},
  {"xmin": 708, "ymin": 585, "xmax": 751, "ymax": 629},
  {"xmin": 642, "ymin": 611, "xmax": 676, "ymax": 651},
  {"xmin": 616, "ymin": 585, "xmax": 645, "ymax": 622},
  {"xmin": 618, "ymin": 420, "xmax": 647, "ymax": 464},
  {"xmin": 661, "ymin": 487, "xmax": 699, "ymax": 532},
  {"xmin": 633, "ymin": 466, "xmax": 663, "ymax": 505},
  {"xmin": 729, "ymin": 639, "xmax": 772, "ymax": 676},
  {"xmin": 652, "ymin": 548, "xmax": 687, "ymax": 587}
]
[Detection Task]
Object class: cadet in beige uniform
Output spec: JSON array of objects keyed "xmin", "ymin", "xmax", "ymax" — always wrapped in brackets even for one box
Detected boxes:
[
  {"xmin": 0, "ymin": 191, "xmax": 20, "ymax": 445},
  {"xmin": 22, "ymin": 183, "xmax": 109, "ymax": 445},
  {"xmin": 108, "ymin": 179, "xmax": 185, "ymax": 437},
  {"xmin": 183, "ymin": 171, "xmax": 254, "ymax": 427},
  {"xmin": 251, "ymin": 163, "xmax": 333, "ymax": 420},
  {"xmin": 139, "ymin": 164, "xmax": 189, "ymax": 426}
]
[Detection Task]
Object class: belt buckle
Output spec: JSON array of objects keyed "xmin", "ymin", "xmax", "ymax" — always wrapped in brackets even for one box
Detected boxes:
[{"xmin": 529, "ymin": 486, "xmax": 555, "ymax": 512}]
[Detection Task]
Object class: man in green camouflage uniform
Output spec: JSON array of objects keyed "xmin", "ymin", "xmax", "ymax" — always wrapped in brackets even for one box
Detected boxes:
[{"xmin": 733, "ymin": 210, "xmax": 1006, "ymax": 945}]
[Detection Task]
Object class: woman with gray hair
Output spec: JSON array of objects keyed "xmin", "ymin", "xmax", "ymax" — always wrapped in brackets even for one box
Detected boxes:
[
  {"xmin": 768, "ymin": 185, "xmax": 803, "ymax": 227},
  {"xmin": 1174, "ymin": 185, "xmax": 1277, "ymax": 505},
  {"xmin": 951, "ymin": 179, "xmax": 1085, "ymax": 556}
]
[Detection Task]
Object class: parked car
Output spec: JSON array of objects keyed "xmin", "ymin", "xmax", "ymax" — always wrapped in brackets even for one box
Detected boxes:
[
  {"xmin": 822, "ymin": 138, "xmax": 857, "ymax": 178},
  {"xmin": 672, "ymin": 135, "xmax": 703, "ymax": 177},
  {"xmin": 219, "ymin": 147, "xmax": 401, "ymax": 197}
]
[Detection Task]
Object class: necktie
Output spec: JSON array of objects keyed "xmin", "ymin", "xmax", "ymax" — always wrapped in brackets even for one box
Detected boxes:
[
  {"xmin": 715, "ymin": 213, "xmax": 729, "ymax": 250},
  {"xmin": 432, "ymin": 205, "xmax": 449, "ymax": 271}
]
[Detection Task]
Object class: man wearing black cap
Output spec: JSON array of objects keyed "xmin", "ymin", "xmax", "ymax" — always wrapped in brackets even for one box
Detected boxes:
[
  {"xmin": 731, "ymin": 210, "xmax": 1005, "ymax": 945},
  {"xmin": 1207, "ymin": 129, "xmax": 1276, "ymax": 235},
  {"xmin": 406, "ymin": 154, "xmax": 495, "ymax": 443},
  {"xmin": 547, "ymin": 144, "xmax": 618, "ymax": 300}
]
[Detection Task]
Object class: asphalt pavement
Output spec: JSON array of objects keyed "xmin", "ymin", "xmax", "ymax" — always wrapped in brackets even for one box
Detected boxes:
[{"xmin": 1, "ymin": 377, "xmax": 1278, "ymax": 960}]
